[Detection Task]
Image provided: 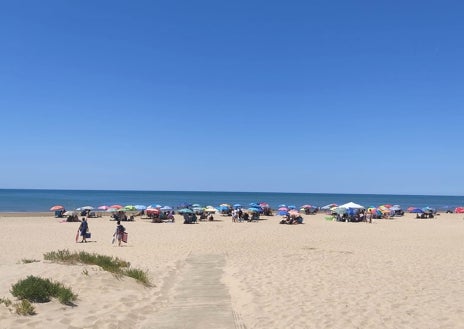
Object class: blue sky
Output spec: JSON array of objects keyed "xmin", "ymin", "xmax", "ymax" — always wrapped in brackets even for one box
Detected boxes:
[{"xmin": 1, "ymin": 1, "xmax": 463, "ymax": 195}]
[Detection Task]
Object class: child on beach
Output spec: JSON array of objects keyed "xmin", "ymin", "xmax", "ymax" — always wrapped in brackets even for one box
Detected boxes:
[{"xmin": 113, "ymin": 221, "xmax": 125, "ymax": 246}]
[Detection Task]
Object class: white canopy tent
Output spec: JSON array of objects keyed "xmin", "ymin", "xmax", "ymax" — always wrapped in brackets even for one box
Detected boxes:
[{"xmin": 339, "ymin": 202, "xmax": 365, "ymax": 209}]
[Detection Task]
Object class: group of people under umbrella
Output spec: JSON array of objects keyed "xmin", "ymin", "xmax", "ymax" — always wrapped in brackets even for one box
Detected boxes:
[{"xmin": 54, "ymin": 201, "xmax": 447, "ymax": 225}]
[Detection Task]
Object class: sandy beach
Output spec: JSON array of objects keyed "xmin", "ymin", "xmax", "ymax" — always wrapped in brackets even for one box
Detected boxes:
[{"xmin": 1, "ymin": 212, "xmax": 464, "ymax": 329}]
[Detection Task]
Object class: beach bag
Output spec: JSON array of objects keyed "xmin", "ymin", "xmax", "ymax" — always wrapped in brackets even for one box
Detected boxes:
[
  {"xmin": 122, "ymin": 232, "xmax": 128, "ymax": 243},
  {"xmin": 85, "ymin": 232, "xmax": 91, "ymax": 239}
]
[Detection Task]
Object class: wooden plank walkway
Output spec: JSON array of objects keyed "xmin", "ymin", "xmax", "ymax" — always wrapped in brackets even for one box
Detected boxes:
[{"xmin": 141, "ymin": 254, "xmax": 245, "ymax": 329}]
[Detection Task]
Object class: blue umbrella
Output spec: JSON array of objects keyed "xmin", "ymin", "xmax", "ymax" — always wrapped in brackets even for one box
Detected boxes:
[
  {"xmin": 148, "ymin": 204, "xmax": 162, "ymax": 209},
  {"xmin": 178, "ymin": 208, "xmax": 193, "ymax": 214},
  {"xmin": 134, "ymin": 205, "xmax": 147, "ymax": 210},
  {"xmin": 410, "ymin": 208, "xmax": 423, "ymax": 213}
]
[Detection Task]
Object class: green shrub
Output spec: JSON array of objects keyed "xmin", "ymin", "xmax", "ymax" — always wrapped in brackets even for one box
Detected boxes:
[
  {"xmin": 0, "ymin": 297, "xmax": 12, "ymax": 307},
  {"xmin": 44, "ymin": 250, "xmax": 130, "ymax": 273},
  {"xmin": 56, "ymin": 287, "xmax": 77, "ymax": 305},
  {"xmin": 10, "ymin": 276, "xmax": 77, "ymax": 305},
  {"xmin": 11, "ymin": 276, "xmax": 53, "ymax": 303},
  {"xmin": 14, "ymin": 299, "xmax": 35, "ymax": 316},
  {"xmin": 44, "ymin": 250, "xmax": 152, "ymax": 286},
  {"xmin": 123, "ymin": 268, "xmax": 153, "ymax": 287},
  {"xmin": 43, "ymin": 250, "xmax": 78, "ymax": 263},
  {"xmin": 20, "ymin": 259, "xmax": 40, "ymax": 264}
]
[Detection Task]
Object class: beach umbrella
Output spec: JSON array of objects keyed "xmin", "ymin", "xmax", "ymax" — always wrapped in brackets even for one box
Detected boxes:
[
  {"xmin": 50, "ymin": 205, "xmax": 64, "ymax": 211},
  {"xmin": 147, "ymin": 204, "xmax": 162, "ymax": 209},
  {"xmin": 455, "ymin": 207, "xmax": 464, "ymax": 213},
  {"xmin": 134, "ymin": 205, "xmax": 146, "ymax": 210},
  {"xmin": 288, "ymin": 205, "xmax": 296, "ymax": 210},
  {"xmin": 160, "ymin": 206, "xmax": 173, "ymax": 211},
  {"xmin": 409, "ymin": 208, "xmax": 423, "ymax": 213},
  {"xmin": 98, "ymin": 205, "xmax": 109, "ymax": 210},
  {"xmin": 278, "ymin": 207, "xmax": 288, "ymax": 211},
  {"xmin": 422, "ymin": 207, "xmax": 434, "ymax": 213},
  {"xmin": 301, "ymin": 204, "xmax": 312, "ymax": 209},
  {"xmin": 204, "ymin": 207, "xmax": 217, "ymax": 213},
  {"xmin": 278, "ymin": 210, "xmax": 288, "ymax": 216},
  {"xmin": 146, "ymin": 208, "xmax": 160, "ymax": 214},
  {"xmin": 233, "ymin": 203, "xmax": 242, "ymax": 209},
  {"xmin": 278, "ymin": 204, "xmax": 287, "ymax": 208},
  {"xmin": 192, "ymin": 204, "xmax": 201, "ymax": 208},
  {"xmin": 288, "ymin": 209, "xmax": 299, "ymax": 216},
  {"xmin": 247, "ymin": 207, "xmax": 260, "ymax": 213},
  {"xmin": 321, "ymin": 203, "xmax": 337, "ymax": 210},
  {"xmin": 259, "ymin": 202, "xmax": 270, "ymax": 208},
  {"xmin": 110, "ymin": 204, "xmax": 123, "ymax": 209},
  {"xmin": 77, "ymin": 206, "xmax": 94, "ymax": 211},
  {"xmin": 178, "ymin": 208, "xmax": 193, "ymax": 214}
]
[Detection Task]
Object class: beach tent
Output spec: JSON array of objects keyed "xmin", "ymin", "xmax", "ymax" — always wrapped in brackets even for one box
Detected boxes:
[{"xmin": 339, "ymin": 202, "xmax": 365, "ymax": 209}]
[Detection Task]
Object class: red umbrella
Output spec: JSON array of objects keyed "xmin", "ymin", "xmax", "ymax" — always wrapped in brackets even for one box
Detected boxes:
[
  {"xmin": 110, "ymin": 204, "xmax": 123, "ymax": 209},
  {"xmin": 50, "ymin": 205, "xmax": 64, "ymax": 211},
  {"xmin": 455, "ymin": 207, "xmax": 464, "ymax": 214}
]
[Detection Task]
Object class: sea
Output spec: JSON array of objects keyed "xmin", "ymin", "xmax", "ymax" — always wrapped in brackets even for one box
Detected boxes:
[{"xmin": 0, "ymin": 189, "xmax": 462, "ymax": 212}]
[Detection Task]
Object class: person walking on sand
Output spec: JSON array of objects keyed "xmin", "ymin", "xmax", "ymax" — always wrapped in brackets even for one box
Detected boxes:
[
  {"xmin": 78, "ymin": 218, "xmax": 89, "ymax": 243},
  {"xmin": 113, "ymin": 220, "xmax": 125, "ymax": 246}
]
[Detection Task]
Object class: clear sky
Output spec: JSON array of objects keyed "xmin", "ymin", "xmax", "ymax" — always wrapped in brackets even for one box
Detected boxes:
[{"xmin": 1, "ymin": 1, "xmax": 463, "ymax": 195}]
